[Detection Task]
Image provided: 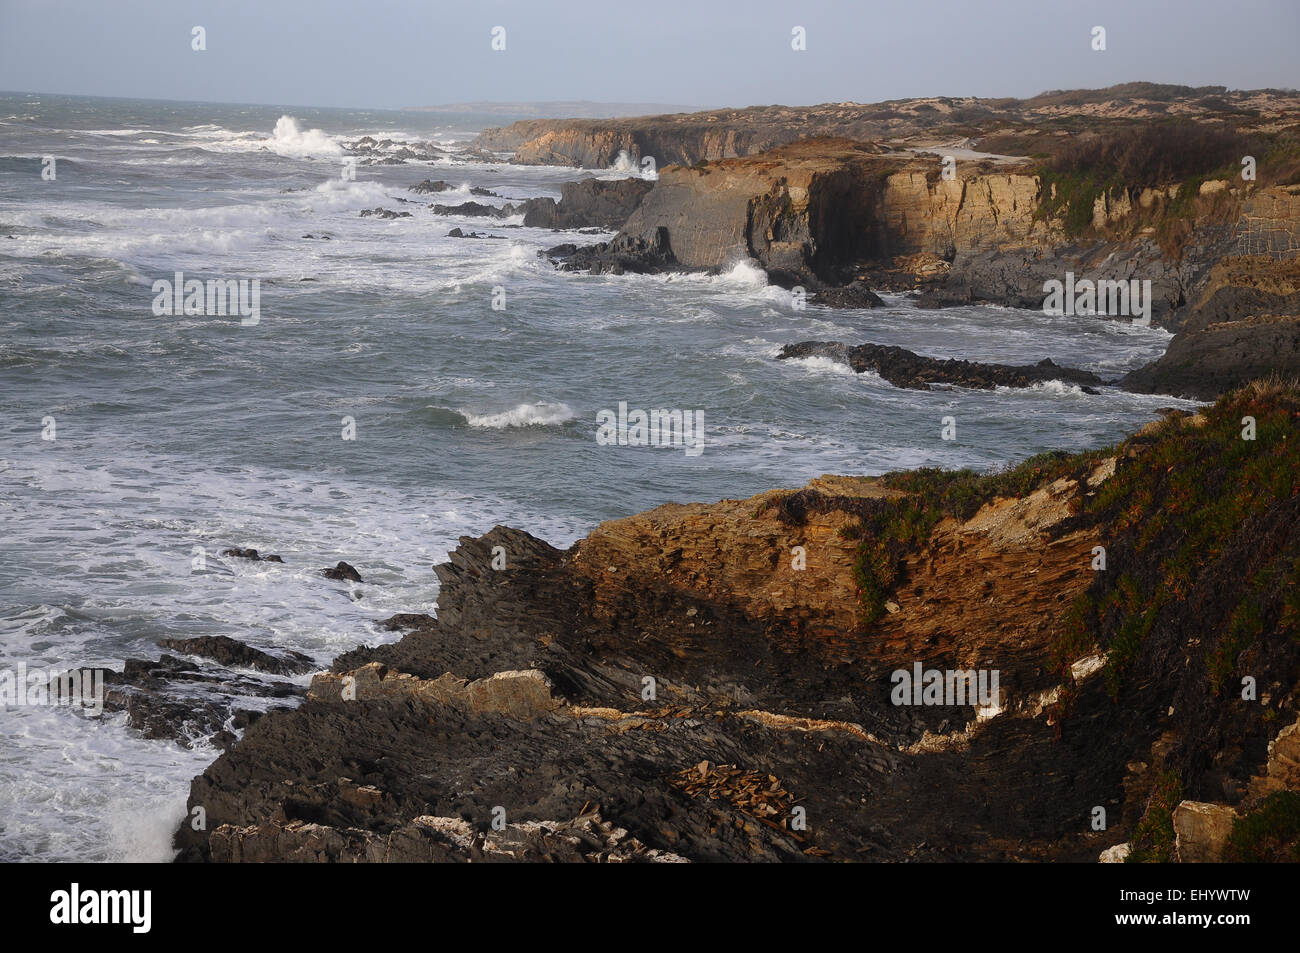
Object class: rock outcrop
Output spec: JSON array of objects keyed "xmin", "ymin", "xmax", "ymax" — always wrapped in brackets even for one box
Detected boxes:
[
  {"xmin": 778, "ymin": 341, "xmax": 1104, "ymax": 391},
  {"xmin": 1122, "ymin": 255, "xmax": 1300, "ymax": 399},
  {"xmin": 520, "ymin": 177, "xmax": 654, "ymax": 230},
  {"xmin": 174, "ymin": 387, "xmax": 1300, "ymax": 862}
]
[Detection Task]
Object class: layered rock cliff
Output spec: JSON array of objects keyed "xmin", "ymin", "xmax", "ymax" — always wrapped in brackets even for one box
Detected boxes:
[{"xmin": 174, "ymin": 386, "xmax": 1300, "ymax": 863}]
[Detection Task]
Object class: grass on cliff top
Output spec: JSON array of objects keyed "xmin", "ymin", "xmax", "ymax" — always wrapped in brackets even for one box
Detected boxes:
[
  {"xmin": 1225, "ymin": 791, "xmax": 1300, "ymax": 862},
  {"xmin": 843, "ymin": 381, "xmax": 1300, "ymax": 678},
  {"xmin": 842, "ymin": 449, "xmax": 1109, "ymax": 628},
  {"xmin": 1054, "ymin": 379, "xmax": 1300, "ymax": 701},
  {"xmin": 1031, "ymin": 120, "xmax": 1255, "ymax": 241}
]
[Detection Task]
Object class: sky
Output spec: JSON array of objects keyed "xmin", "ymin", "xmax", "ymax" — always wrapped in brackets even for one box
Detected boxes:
[{"xmin": 0, "ymin": 0, "xmax": 1296, "ymax": 111}]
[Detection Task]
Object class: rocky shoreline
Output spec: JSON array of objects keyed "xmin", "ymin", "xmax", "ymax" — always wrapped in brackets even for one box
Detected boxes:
[
  {"xmin": 113, "ymin": 84, "xmax": 1300, "ymax": 862},
  {"xmin": 167, "ymin": 385, "xmax": 1300, "ymax": 862}
]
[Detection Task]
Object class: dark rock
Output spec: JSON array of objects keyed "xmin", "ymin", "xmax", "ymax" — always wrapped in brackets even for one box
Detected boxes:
[
  {"xmin": 430, "ymin": 201, "xmax": 508, "ymax": 218},
  {"xmin": 98, "ymin": 653, "xmax": 303, "ymax": 750},
  {"xmin": 222, "ymin": 548, "xmax": 284, "ymax": 563},
  {"xmin": 447, "ymin": 228, "xmax": 506, "ymax": 239},
  {"xmin": 359, "ymin": 208, "xmax": 412, "ymax": 220},
  {"xmin": 812, "ymin": 282, "xmax": 885, "ymax": 309},
  {"xmin": 469, "ymin": 187, "xmax": 500, "ymax": 197},
  {"xmin": 157, "ymin": 635, "xmax": 316, "ymax": 676},
  {"xmin": 1122, "ymin": 315, "xmax": 1300, "ymax": 400},
  {"xmin": 521, "ymin": 177, "xmax": 654, "ymax": 230},
  {"xmin": 321, "ymin": 561, "xmax": 364, "ymax": 583},
  {"xmin": 551, "ymin": 227, "xmax": 679, "ymax": 275},
  {"xmin": 380, "ymin": 613, "xmax": 437, "ymax": 631},
  {"xmin": 777, "ymin": 341, "xmax": 1105, "ymax": 391},
  {"xmin": 409, "ymin": 179, "xmax": 454, "ymax": 194}
]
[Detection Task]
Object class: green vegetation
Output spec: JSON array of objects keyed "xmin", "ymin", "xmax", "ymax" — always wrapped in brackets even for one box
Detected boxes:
[
  {"xmin": 1126, "ymin": 770, "xmax": 1184, "ymax": 863},
  {"xmin": 1032, "ymin": 120, "xmax": 1251, "ymax": 239},
  {"xmin": 844, "ymin": 450, "xmax": 1106, "ymax": 626},
  {"xmin": 1225, "ymin": 791, "xmax": 1300, "ymax": 862},
  {"xmin": 838, "ymin": 384, "xmax": 1300, "ymax": 712},
  {"xmin": 1060, "ymin": 382, "xmax": 1300, "ymax": 698}
]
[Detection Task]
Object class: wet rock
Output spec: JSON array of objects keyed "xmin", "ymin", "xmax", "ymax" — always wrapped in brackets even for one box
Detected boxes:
[
  {"xmin": 359, "ymin": 208, "xmax": 412, "ymax": 220},
  {"xmin": 157, "ymin": 635, "xmax": 315, "ymax": 676},
  {"xmin": 222, "ymin": 548, "xmax": 284, "ymax": 563},
  {"xmin": 321, "ymin": 561, "xmax": 363, "ymax": 582},
  {"xmin": 380, "ymin": 613, "xmax": 437, "ymax": 631},
  {"xmin": 550, "ymin": 227, "xmax": 679, "ymax": 275},
  {"xmin": 778, "ymin": 341, "xmax": 1104, "ymax": 391},
  {"xmin": 430, "ymin": 201, "xmax": 508, "ymax": 218},
  {"xmin": 99, "ymin": 654, "xmax": 303, "ymax": 750},
  {"xmin": 812, "ymin": 281, "xmax": 885, "ymax": 309},
  {"xmin": 409, "ymin": 179, "xmax": 454, "ymax": 194}
]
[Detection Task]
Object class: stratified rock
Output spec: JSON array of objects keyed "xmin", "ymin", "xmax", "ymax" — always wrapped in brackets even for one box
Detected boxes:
[
  {"xmin": 157, "ymin": 635, "xmax": 315, "ymax": 676},
  {"xmin": 778, "ymin": 341, "xmax": 1104, "ymax": 391}
]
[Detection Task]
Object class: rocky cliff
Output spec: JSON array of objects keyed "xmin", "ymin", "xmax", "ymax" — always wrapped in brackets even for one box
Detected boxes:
[
  {"xmin": 174, "ymin": 386, "xmax": 1300, "ymax": 863},
  {"xmin": 474, "ymin": 85, "xmax": 1300, "ymax": 169}
]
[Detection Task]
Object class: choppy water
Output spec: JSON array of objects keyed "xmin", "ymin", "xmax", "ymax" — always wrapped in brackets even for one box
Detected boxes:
[{"xmin": 0, "ymin": 92, "xmax": 1194, "ymax": 861}]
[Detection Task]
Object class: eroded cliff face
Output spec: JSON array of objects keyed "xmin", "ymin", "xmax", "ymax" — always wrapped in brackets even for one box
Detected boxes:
[
  {"xmin": 173, "ymin": 389, "xmax": 1300, "ymax": 863},
  {"xmin": 873, "ymin": 171, "xmax": 1053, "ymax": 258},
  {"xmin": 610, "ymin": 138, "xmax": 886, "ymax": 281}
]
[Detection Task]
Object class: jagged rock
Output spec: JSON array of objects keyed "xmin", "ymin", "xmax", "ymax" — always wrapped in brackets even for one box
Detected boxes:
[
  {"xmin": 521, "ymin": 177, "xmax": 654, "ymax": 230},
  {"xmin": 174, "ymin": 394, "xmax": 1300, "ymax": 863},
  {"xmin": 310, "ymin": 662, "xmax": 561, "ymax": 720},
  {"xmin": 99, "ymin": 654, "xmax": 302, "ymax": 749},
  {"xmin": 550, "ymin": 227, "xmax": 678, "ymax": 275},
  {"xmin": 777, "ymin": 341, "xmax": 1104, "ymax": 391},
  {"xmin": 157, "ymin": 635, "xmax": 315, "ymax": 676},
  {"xmin": 409, "ymin": 179, "xmax": 454, "ymax": 194},
  {"xmin": 430, "ymin": 201, "xmax": 509, "ymax": 218},
  {"xmin": 359, "ymin": 208, "xmax": 412, "ymax": 219},
  {"xmin": 320, "ymin": 561, "xmax": 363, "ymax": 582},
  {"xmin": 812, "ymin": 282, "xmax": 885, "ymax": 309},
  {"xmin": 381, "ymin": 613, "xmax": 437, "ymax": 631},
  {"xmin": 207, "ymin": 811, "xmax": 686, "ymax": 863}
]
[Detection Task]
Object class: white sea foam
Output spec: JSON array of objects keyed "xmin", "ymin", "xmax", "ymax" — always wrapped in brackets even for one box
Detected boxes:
[
  {"xmin": 264, "ymin": 116, "xmax": 343, "ymax": 158},
  {"xmin": 461, "ymin": 401, "xmax": 576, "ymax": 429}
]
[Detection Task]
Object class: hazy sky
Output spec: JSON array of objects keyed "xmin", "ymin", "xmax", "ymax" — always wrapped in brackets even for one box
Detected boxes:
[{"xmin": 0, "ymin": 0, "xmax": 1296, "ymax": 110}]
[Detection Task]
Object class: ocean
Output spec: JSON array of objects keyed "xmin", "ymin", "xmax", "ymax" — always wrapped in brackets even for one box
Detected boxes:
[{"xmin": 0, "ymin": 92, "xmax": 1194, "ymax": 861}]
